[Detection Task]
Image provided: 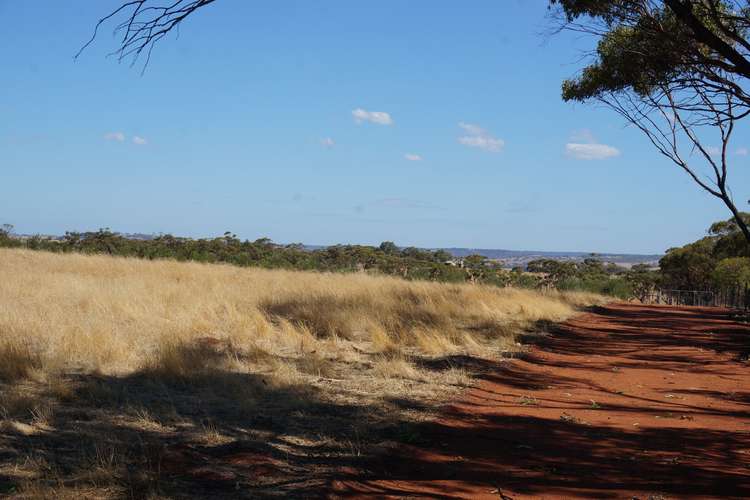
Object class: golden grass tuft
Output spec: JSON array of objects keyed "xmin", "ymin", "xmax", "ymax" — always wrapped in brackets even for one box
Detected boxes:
[
  {"xmin": 0, "ymin": 341, "xmax": 42, "ymax": 382},
  {"xmin": 143, "ymin": 340, "xmax": 233, "ymax": 381},
  {"xmin": 372, "ymin": 356, "xmax": 426, "ymax": 381}
]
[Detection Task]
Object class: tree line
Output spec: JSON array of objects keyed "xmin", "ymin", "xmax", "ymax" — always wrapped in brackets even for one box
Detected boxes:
[
  {"xmin": 3, "ymin": 213, "xmax": 746, "ymax": 299},
  {"xmin": 516, "ymin": 211, "xmax": 750, "ymax": 300},
  {"xmin": 0, "ymin": 225, "xmax": 634, "ymax": 295},
  {"xmin": 657, "ymin": 212, "xmax": 750, "ymax": 292}
]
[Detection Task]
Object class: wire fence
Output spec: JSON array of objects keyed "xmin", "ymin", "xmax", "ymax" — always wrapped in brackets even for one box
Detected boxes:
[{"xmin": 642, "ymin": 286, "xmax": 750, "ymax": 310}]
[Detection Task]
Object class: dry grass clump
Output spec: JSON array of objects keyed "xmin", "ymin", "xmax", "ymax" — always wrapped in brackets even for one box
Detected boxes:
[
  {"xmin": 372, "ymin": 355, "xmax": 427, "ymax": 381},
  {"xmin": 0, "ymin": 248, "xmax": 606, "ymax": 497},
  {"xmin": 143, "ymin": 340, "xmax": 240, "ymax": 382},
  {"xmin": 0, "ymin": 341, "xmax": 42, "ymax": 382}
]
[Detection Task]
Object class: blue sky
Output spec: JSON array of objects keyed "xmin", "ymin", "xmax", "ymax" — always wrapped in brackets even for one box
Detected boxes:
[{"xmin": 1, "ymin": 0, "xmax": 748, "ymax": 254}]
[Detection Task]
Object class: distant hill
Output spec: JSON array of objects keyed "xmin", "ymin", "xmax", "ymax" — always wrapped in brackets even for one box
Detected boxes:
[
  {"xmin": 14, "ymin": 232, "xmax": 157, "ymax": 241},
  {"xmin": 434, "ymin": 248, "xmax": 661, "ymax": 268},
  {"xmin": 304, "ymin": 244, "xmax": 661, "ymax": 268}
]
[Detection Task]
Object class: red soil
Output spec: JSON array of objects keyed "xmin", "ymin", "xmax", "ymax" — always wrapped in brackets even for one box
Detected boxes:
[{"xmin": 331, "ymin": 303, "xmax": 750, "ymax": 499}]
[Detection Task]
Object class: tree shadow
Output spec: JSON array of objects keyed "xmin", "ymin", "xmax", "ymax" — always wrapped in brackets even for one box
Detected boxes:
[
  {"xmin": 335, "ymin": 414, "xmax": 750, "ymax": 498},
  {"xmin": 3, "ymin": 304, "xmax": 747, "ymax": 498},
  {"xmin": 523, "ymin": 304, "xmax": 750, "ymax": 369},
  {"xmin": 0, "ymin": 363, "xmax": 401, "ymax": 498},
  {"xmin": 331, "ymin": 304, "xmax": 750, "ymax": 498}
]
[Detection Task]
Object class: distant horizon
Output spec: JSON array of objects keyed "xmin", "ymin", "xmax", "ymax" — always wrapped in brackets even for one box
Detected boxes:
[{"xmin": 7, "ymin": 225, "xmax": 664, "ymax": 258}]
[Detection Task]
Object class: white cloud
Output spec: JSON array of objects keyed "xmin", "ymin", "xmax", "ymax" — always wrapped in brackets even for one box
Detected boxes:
[
  {"xmin": 321, "ymin": 137, "xmax": 335, "ymax": 148},
  {"xmin": 736, "ymin": 147, "xmax": 748, "ymax": 156},
  {"xmin": 705, "ymin": 146, "xmax": 721, "ymax": 156},
  {"xmin": 457, "ymin": 122, "xmax": 504, "ymax": 153},
  {"xmin": 565, "ymin": 143, "xmax": 620, "ymax": 160},
  {"xmin": 565, "ymin": 130, "xmax": 620, "ymax": 160},
  {"xmin": 404, "ymin": 153, "xmax": 422, "ymax": 161},
  {"xmin": 458, "ymin": 122, "xmax": 485, "ymax": 136},
  {"xmin": 459, "ymin": 135, "xmax": 505, "ymax": 152},
  {"xmin": 352, "ymin": 108, "xmax": 393, "ymax": 125},
  {"xmin": 132, "ymin": 136, "xmax": 148, "ymax": 146},
  {"xmin": 104, "ymin": 132, "xmax": 125, "ymax": 142}
]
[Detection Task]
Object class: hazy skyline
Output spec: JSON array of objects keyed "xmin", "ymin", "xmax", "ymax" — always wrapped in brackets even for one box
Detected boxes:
[{"xmin": 2, "ymin": 0, "xmax": 749, "ymax": 254}]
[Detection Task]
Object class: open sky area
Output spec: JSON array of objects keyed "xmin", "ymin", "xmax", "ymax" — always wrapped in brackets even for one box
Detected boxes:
[{"xmin": 2, "ymin": 0, "xmax": 749, "ymax": 254}]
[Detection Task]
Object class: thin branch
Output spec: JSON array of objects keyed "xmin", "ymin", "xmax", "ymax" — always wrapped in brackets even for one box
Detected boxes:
[{"xmin": 75, "ymin": 0, "xmax": 216, "ymax": 73}]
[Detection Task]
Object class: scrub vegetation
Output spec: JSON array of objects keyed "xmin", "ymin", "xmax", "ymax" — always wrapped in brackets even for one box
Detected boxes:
[{"xmin": 0, "ymin": 226, "xmax": 648, "ymax": 298}]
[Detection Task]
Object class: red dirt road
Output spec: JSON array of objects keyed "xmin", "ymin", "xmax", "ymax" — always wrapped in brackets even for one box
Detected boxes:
[{"xmin": 331, "ymin": 304, "xmax": 750, "ymax": 499}]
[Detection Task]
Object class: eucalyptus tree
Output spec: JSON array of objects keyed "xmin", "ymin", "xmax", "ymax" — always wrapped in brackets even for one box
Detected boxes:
[{"xmin": 551, "ymin": 0, "xmax": 750, "ymax": 242}]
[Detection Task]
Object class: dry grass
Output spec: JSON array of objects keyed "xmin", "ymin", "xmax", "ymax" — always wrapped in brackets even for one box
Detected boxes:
[
  {"xmin": 0, "ymin": 342, "xmax": 42, "ymax": 382},
  {"xmin": 0, "ymin": 248, "xmax": 606, "ymax": 497},
  {"xmin": 0, "ymin": 248, "xmax": 602, "ymax": 378}
]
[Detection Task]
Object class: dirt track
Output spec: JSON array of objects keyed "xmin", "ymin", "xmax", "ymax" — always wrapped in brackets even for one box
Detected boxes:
[{"xmin": 331, "ymin": 303, "xmax": 750, "ymax": 499}]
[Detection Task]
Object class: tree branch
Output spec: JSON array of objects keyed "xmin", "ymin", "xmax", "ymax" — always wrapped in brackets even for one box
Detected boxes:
[
  {"xmin": 664, "ymin": 0, "xmax": 750, "ymax": 79},
  {"xmin": 76, "ymin": 0, "xmax": 216, "ymax": 73}
]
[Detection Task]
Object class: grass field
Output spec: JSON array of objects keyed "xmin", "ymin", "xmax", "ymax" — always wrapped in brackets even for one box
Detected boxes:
[{"xmin": 0, "ymin": 249, "xmax": 605, "ymax": 498}]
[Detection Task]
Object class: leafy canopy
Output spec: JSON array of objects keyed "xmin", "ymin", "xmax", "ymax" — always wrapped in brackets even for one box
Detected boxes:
[{"xmin": 552, "ymin": 0, "xmax": 750, "ymax": 102}]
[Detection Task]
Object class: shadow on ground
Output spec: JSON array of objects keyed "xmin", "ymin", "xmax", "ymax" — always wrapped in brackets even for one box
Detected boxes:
[
  {"xmin": 332, "ymin": 304, "xmax": 750, "ymax": 499},
  {"xmin": 2, "ymin": 304, "xmax": 748, "ymax": 498},
  {"xmin": 0, "ymin": 348, "xmax": 445, "ymax": 499},
  {"xmin": 0, "ymin": 370, "xmax": 368, "ymax": 498}
]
